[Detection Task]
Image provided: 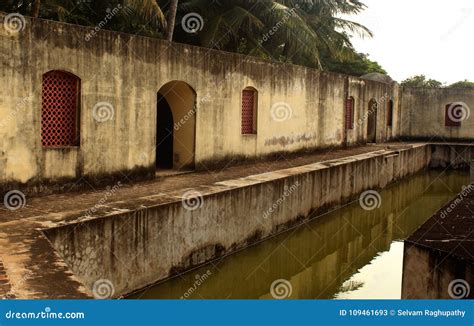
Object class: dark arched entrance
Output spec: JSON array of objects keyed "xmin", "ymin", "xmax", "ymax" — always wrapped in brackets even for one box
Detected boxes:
[
  {"xmin": 156, "ymin": 94, "xmax": 174, "ymax": 169},
  {"xmin": 156, "ymin": 81, "xmax": 196, "ymax": 170},
  {"xmin": 367, "ymin": 99, "xmax": 378, "ymax": 143}
]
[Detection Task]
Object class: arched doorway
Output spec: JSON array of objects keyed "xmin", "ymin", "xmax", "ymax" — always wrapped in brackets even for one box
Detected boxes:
[
  {"xmin": 156, "ymin": 94, "xmax": 174, "ymax": 169},
  {"xmin": 156, "ymin": 81, "xmax": 196, "ymax": 170},
  {"xmin": 367, "ymin": 99, "xmax": 378, "ymax": 143}
]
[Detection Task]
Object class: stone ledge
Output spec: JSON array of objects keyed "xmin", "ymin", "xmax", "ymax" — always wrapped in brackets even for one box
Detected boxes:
[{"xmin": 0, "ymin": 257, "xmax": 13, "ymax": 299}]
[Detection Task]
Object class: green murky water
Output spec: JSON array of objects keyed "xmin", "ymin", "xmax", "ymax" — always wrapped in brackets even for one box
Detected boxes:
[{"xmin": 133, "ymin": 170, "xmax": 469, "ymax": 299}]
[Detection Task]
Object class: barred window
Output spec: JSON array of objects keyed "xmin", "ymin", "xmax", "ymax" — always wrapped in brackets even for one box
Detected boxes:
[
  {"xmin": 41, "ymin": 71, "xmax": 81, "ymax": 147},
  {"xmin": 242, "ymin": 87, "xmax": 258, "ymax": 134},
  {"xmin": 345, "ymin": 97, "xmax": 355, "ymax": 130}
]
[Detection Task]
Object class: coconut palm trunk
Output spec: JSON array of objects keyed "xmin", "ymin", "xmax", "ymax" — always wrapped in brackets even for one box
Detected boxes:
[
  {"xmin": 32, "ymin": 0, "xmax": 41, "ymax": 17},
  {"xmin": 165, "ymin": 0, "xmax": 179, "ymax": 41}
]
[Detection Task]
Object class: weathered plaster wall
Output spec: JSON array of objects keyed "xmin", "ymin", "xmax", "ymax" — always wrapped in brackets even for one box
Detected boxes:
[
  {"xmin": 45, "ymin": 145, "xmax": 431, "ymax": 297},
  {"xmin": 430, "ymin": 144, "xmax": 474, "ymax": 169},
  {"xmin": 133, "ymin": 171, "xmax": 464, "ymax": 299},
  {"xmin": 402, "ymin": 243, "xmax": 474, "ymax": 299},
  {"xmin": 0, "ymin": 13, "xmax": 398, "ymax": 191},
  {"xmin": 400, "ymin": 87, "xmax": 474, "ymax": 140}
]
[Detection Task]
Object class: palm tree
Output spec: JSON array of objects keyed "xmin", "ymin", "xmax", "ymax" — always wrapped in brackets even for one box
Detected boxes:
[
  {"xmin": 125, "ymin": 0, "xmax": 166, "ymax": 31},
  {"xmin": 0, "ymin": 0, "xmax": 374, "ymax": 72},
  {"xmin": 165, "ymin": 0, "xmax": 179, "ymax": 41},
  {"xmin": 32, "ymin": 0, "xmax": 41, "ymax": 17},
  {"xmin": 21, "ymin": 0, "xmax": 167, "ymax": 37},
  {"xmin": 177, "ymin": 0, "xmax": 371, "ymax": 68},
  {"xmin": 295, "ymin": 0, "xmax": 372, "ymax": 62}
]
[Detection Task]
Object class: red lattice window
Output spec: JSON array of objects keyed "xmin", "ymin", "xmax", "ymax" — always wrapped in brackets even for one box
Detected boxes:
[
  {"xmin": 387, "ymin": 100, "xmax": 393, "ymax": 127},
  {"xmin": 242, "ymin": 88, "xmax": 257, "ymax": 134},
  {"xmin": 445, "ymin": 103, "xmax": 462, "ymax": 127},
  {"xmin": 41, "ymin": 71, "xmax": 80, "ymax": 147},
  {"xmin": 345, "ymin": 97, "xmax": 355, "ymax": 130}
]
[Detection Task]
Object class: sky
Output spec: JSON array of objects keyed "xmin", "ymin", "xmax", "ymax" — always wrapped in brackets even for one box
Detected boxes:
[{"xmin": 346, "ymin": 0, "xmax": 474, "ymax": 84}]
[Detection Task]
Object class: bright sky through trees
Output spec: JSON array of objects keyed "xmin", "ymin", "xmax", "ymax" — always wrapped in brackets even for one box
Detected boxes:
[{"xmin": 346, "ymin": 0, "xmax": 474, "ymax": 83}]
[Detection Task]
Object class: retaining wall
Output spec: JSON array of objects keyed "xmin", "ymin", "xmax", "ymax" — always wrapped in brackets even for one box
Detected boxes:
[
  {"xmin": 44, "ymin": 145, "xmax": 432, "ymax": 297},
  {"xmin": 402, "ymin": 244, "xmax": 474, "ymax": 299}
]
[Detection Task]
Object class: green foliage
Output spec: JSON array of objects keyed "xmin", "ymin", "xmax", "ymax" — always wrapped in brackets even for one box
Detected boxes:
[
  {"xmin": 448, "ymin": 80, "xmax": 474, "ymax": 89},
  {"xmin": 0, "ymin": 0, "xmax": 166, "ymax": 37},
  {"xmin": 401, "ymin": 75, "xmax": 443, "ymax": 88},
  {"xmin": 0, "ymin": 0, "xmax": 386, "ymax": 75},
  {"xmin": 175, "ymin": 0, "xmax": 373, "ymax": 69},
  {"xmin": 322, "ymin": 52, "xmax": 387, "ymax": 77},
  {"xmin": 400, "ymin": 76, "xmax": 474, "ymax": 89}
]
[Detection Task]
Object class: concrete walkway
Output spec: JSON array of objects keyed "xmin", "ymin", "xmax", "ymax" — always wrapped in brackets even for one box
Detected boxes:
[
  {"xmin": 0, "ymin": 144, "xmax": 394, "ymax": 224},
  {"xmin": 403, "ymin": 183, "xmax": 474, "ymax": 299},
  {"xmin": 407, "ymin": 185, "xmax": 474, "ymax": 261}
]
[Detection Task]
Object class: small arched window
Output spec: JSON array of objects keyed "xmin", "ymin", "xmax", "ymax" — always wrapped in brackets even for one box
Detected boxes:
[
  {"xmin": 345, "ymin": 97, "xmax": 355, "ymax": 130},
  {"xmin": 41, "ymin": 70, "xmax": 81, "ymax": 147},
  {"xmin": 387, "ymin": 99, "xmax": 394, "ymax": 127},
  {"xmin": 241, "ymin": 87, "xmax": 258, "ymax": 134}
]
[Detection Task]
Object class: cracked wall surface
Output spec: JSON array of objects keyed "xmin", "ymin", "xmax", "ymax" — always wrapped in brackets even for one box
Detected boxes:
[{"xmin": 0, "ymin": 13, "xmax": 398, "ymax": 192}]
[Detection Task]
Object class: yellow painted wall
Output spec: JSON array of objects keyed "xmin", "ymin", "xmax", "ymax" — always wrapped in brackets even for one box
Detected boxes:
[
  {"xmin": 0, "ymin": 14, "xmax": 408, "ymax": 190},
  {"xmin": 400, "ymin": 87, "xmax": 474, "ymax": 140}
]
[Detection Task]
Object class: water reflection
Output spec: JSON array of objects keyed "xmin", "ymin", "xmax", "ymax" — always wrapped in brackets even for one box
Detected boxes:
[{"xmin": 133, "ymin": 170, "xmax": 469, "ymax": 299}]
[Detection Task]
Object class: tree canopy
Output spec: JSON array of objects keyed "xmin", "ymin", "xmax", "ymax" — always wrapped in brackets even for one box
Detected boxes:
[
  {"xmin": 323, "ymin": 52, "xmax": 387, "ymax": 76},
  {"xmin": 400, "ymin": 75, "xmax": 443, "ymax": 88},
  {"xmin": 401, "ymin": 75, "xmax": 474, "ymax": 89},
  {"xmin": 1, "ymin": 0, "xmax": 386, "ymax": 76},
  {"xmin": 448, "ymin": 80, "xmax": 474, "ymax": 89}
]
